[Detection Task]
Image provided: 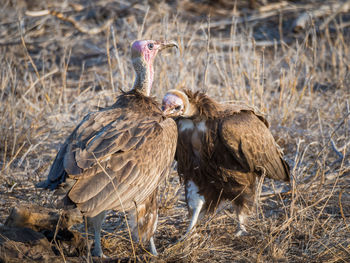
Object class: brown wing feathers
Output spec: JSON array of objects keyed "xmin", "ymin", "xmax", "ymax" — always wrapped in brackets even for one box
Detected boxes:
[
  {"xmin": 183, "ymin": 89, "xmax": 223, "ymax": 119},
  {"xmin": 183, "ymin": 89, "xmax": 290, "ymax": 183},
  {"xmin": 38, "ymin": 90, "xmax": 177, "ymax": 217},
  {"xmin": 220, "ymin": 112, "xmax": 289, "ymax": 182}
]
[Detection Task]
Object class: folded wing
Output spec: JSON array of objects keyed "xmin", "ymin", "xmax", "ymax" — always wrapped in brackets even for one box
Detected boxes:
[
  {"xmin": 219, "ymin": 110, "xmax": 290, "ymax": 182},
  {"xmin": 39, "ymin": 106, "xmax": 177, "ymax": 217}
]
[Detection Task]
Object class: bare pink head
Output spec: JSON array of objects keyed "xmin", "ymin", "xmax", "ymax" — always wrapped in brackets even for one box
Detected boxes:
[
  {"xmin": 131, "ymin": 40, "xmax": 178, "ymax": 95},
  {"xmin": 162, "ymin": 89, "xmax": 193, "ymax": 117},
  {"xmin": 131, "ymin": 40, "xmax": 178, "ymax": 63}
]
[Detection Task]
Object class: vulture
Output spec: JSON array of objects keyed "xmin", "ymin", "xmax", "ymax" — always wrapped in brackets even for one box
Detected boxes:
[
  {"xmin": 161, "ymin": 89, "xmax": 290, "ymax": 238},
  {"xmin": 36, "ymin": 40, "xmax": 178, "ymax": 257}
]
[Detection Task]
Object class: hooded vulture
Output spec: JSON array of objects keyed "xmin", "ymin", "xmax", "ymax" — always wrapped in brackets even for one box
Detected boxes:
[
  {"xmin": 36, "ymin": 40, "xmax": 178, "ymax": 257},
  {"xmin": 161, "ymin": 89, "xmax": 290, "ymax": 238}
]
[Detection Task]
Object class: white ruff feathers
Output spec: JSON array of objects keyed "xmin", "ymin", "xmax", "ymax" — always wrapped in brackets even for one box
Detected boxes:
[
  {"xmin": 196, "ymin": 120, "xmax": 207, "ymax": 133},
  {"xmin": 179, "ymin": 119, "xmax": 195, "ymax": 132}
]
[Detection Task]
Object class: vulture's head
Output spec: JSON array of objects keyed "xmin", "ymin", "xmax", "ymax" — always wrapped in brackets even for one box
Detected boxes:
[
  {"xmin": 162, "ymin": 89, "xmax": 198, "ymax": 117},
  {"xmin": 131, "ymin": 40, "xmax": 178, "ymax": 95},
  {"xmin": 131, "ymin": 40, "xmax": 178, "ymax": 65}
]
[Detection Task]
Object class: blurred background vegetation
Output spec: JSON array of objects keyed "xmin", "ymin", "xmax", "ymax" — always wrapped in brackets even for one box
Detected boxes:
[{"xmin": 0, "ymin": 0, "xmax": 349, "ymax": 262}]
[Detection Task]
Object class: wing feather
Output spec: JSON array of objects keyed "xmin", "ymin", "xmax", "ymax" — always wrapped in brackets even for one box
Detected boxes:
[
  {"xmin": 38, "ymin": 94, "xmax": 177, "ymax": 217},
  {"xmin": 219, "ymin": 111, "xmax": 290, "ymax": 181},
  {"xmin": 71, "ymin": 115, "xmax": 177, "ymax": 217}
]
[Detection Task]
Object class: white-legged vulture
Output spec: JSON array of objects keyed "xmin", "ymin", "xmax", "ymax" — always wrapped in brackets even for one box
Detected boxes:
[
  {"xmin": 36, "ymin": 40, "xmax": 178, "ymax": 257},
  {"xmin": 161, "ymin": 89, "xmax": 290, "ymax": 238}
]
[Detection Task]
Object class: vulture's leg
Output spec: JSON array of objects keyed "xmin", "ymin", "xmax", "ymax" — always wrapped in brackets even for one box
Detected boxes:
[
  {"xmin": 179, "ymin": 180, "xmax": 205, "ymax": 242},
  {"xmin": 149, "ymin": 236, "xmax": 158, "ymax": 256},
  {"xmin": 89, "ymin": 210, "xmax": 107, "ymax": 258},
  {"xmin": 130, "ymin": 188, "xmax": 159, "ymax": 256},
  {"xmin": 233, "ymin": 192, "xmax": 252, "ymax": 236},
  {"xmin": 234, "ymin": 206, "xmax": 248, "ymax": 236}
]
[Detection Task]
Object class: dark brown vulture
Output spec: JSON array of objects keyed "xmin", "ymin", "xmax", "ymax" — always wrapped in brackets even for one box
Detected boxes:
[
  {"xmin": 161, "ymin": 89, "xmax": 290, "ymax": 238},
  {"xmin": 36, "ymin": 40, "xmax": 178, "ymax": 257}
]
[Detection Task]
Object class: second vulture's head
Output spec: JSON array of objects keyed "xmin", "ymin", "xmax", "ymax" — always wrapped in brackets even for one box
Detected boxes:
[{"xmin": 162, "ymin": 89, "xmax": 198, "ymax": 117}]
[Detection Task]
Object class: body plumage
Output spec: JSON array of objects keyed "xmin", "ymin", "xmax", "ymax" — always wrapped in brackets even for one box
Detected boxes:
[
  {"xmin": 37, "ymin": 40, "xmax": 178, "ymax": 257},
  {"xmin": 162, "ymin": 89, "xmax": 290, "ymax": 237}
]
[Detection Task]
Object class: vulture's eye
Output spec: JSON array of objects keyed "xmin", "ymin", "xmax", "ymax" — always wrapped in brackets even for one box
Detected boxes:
[
  {"xmin": 175, "ymin": 106, "xmax": 182, "ymax": 111},
  {"xmin": 148, "ymin": 43, "xmax": 154, "ymax": 50}
]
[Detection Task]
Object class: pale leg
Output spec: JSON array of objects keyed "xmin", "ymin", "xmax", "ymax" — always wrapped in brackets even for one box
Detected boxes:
[
  {"xmin": 185, "ymin": 200, "xmax": 204, "ymax": 235},
  {"xmin": 129, "ymin": 190, "xmax": 159, "ymax": 256},
  {"xmin": 178, "ymin": 180, "xmax": 205, "ymax": 242},
  {"xmin": 148, "ymin": 213, "xmax": 158, "ymax": 256},
  {"xmin": 235, "ymin": 207, "xmax": 248, "ymax": 236},
  {"xmin": 89, "ymin": 210, "xmax": 107, "ymax": 257},
  {"xmin": 149, "ymin": 236, "xmax": 158, "ymax": 256}
]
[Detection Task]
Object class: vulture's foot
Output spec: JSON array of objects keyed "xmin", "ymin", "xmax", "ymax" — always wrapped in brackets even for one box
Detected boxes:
[
  {"xmin": 91, "ymin": 245, "xmax": 108, "ymax": 258},
  {"xmin": 234, "ymin": 225, "xmax": 248, "ymax": 237},
  {"xmin": 235, "ymin": 207, "xmax": 248, "ymax": 237},
  {"xmin": 149, "ymin": 237, "xmax": 158, "ymax": 256}
]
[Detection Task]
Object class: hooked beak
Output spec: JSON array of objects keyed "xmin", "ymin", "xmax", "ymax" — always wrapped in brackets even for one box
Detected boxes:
[
  {"xmin": 162, "ymin": 105, "xmax": 176, "ymax": 117},
  {"xmin": 158, "ymin": 40, "xmax": 179, "ymax": 51},
  {"xmin": 162, "ymin": 107, "xmax": 173, "ymax": 116}
]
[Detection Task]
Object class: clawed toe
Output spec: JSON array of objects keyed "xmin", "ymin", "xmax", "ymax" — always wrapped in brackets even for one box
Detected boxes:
[
  {"xmin": 234, "ymin": 228, "xmax": 248, "ymax": 237},
  {"xmin": 91, "ymin": 248, "xmax": 108, "ymax": 258}
]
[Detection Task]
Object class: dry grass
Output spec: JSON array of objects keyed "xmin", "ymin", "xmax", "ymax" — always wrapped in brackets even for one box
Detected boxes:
[{"xmin": 0, "ymin": 0, "xmax": 349, "ymax": 262}]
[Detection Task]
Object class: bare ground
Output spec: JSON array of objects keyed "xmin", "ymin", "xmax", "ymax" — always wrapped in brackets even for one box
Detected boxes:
[{"xmin": 0, "ymin": 0, "xmax": 349, "ymax": 262}]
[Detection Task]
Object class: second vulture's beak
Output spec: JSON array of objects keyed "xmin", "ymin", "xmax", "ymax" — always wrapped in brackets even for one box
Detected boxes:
[
  {"xmin": 162, "ymin": 106, "xmax": 173, "ymax": 116},
  {"xmin": 162, "ymin": 103, "xmax": 181, "ymax": 117}
]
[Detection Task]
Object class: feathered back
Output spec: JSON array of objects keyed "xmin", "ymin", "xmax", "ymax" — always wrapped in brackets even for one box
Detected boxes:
[
  {"xmin": 183, "ymin": 89, "xmax": 269, "ymax": 127},
  {"xmin": 176, "ymin": 88, "xmax": 289, "ymax": 185},
  {"xmin": 38, "ymin": 89, "xmax": 177, "ymax": 217},
  {"xmin": 113, "ymin": 90, "xmax": 162, "ymax": 115},
  {"xmin": 183, "ymin": 89, "xmax": 223, "ymax": 119}
]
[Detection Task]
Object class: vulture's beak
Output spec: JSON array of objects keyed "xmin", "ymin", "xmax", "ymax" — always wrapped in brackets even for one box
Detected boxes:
[
  {"xmin": 162, "ymin": 106, "xmax": 173, "ymax": 116},
  {"xmin": 162, "ymin": 104, "xmax": 181, "ymax": 117},
  {"xmin": 158, "ymin": 40, "xmax": 179, "ymax": 51}
]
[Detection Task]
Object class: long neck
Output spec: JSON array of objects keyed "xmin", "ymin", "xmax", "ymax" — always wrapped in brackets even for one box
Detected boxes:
[{"xmin": 132, "ymin": 58, "xmax": 153, "ymax": 96}]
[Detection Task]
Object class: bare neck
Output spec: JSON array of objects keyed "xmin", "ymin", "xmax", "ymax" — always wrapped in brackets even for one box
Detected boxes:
[{"xmin": 132, "ymin": 58, "xmax": 153, "ymax": 96}]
